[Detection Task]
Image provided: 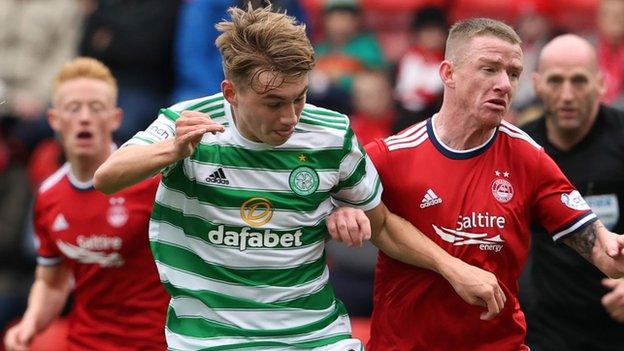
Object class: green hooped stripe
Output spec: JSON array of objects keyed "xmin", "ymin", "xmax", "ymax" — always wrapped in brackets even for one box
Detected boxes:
[
  {"xmin": 337, "ymin": 156, "xmax": 367, "ymax": 189},
  {"xmin": 162, "ymin": 166, "xmax": 330, "ymax": 211},
  {"xmin": 162, "ymin": 280, "xmax": 337, "ymax": 310},
  {"xmin": 186, "ymin": 95, "xmax": 225, "ymax": 111},
  {"xmin": 166, "ymin": 301, "xmax": 348, "ymax": 338},
  {"xmin": 151, "ymin": 241, "xmax": 327, "ymax": 287},
  {"xmin": 151, "ymin": 202, "xmax": 327, "ymax": 246},
  {"xmin": 192, "ymin": 144, "xmax": 343, "ymax": 171}
]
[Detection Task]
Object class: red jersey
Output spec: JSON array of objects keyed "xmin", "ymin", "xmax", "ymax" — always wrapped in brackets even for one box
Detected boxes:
[
  {"xmin": 366, "ymin": 117, "xmax": 597, "ymax": 351},
  {"xmin": 34, "ymin": 164, "xmax": 169, "ymax": 350}
]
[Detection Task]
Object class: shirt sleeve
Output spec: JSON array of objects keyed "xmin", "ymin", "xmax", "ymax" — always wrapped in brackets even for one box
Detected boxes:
[
  {"xmin": 331, "ymin": 128, "xmax": 383, "ymax": 211},
  {"xmin": 532, "ymin": 149, "xmax": 598, "ymax": 242},
  {"xmin": 122, "ymin": 108, "xmax": 178, "ymax": 147},
  {"xmin": 33, "ymin": 195, "xmax": 62, "ymax": 266}
]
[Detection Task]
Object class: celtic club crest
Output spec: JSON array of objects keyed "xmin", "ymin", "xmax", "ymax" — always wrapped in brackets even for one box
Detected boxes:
[{"xmin": 289, "ymin": 166, "xmax": 319, "ymax": 196}]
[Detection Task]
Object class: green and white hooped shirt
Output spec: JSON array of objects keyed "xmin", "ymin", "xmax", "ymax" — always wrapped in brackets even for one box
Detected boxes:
[{"xmin": 125, "ymin": 93, "xmax": 382, "ymax": 350}]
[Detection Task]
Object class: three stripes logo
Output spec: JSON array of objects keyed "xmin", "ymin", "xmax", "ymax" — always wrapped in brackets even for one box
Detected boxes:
[
  {"xmin": 420, "ymin": 189, "xmax": 442, "ymax": 208},
  {"xmin": 206, "ymin": 168, "xmax": 229, "ymax": 185}
]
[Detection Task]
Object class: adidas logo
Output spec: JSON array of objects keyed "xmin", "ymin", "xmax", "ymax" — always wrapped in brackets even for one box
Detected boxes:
[
  {"xmin": 52, "ymin": 213, "xmax": 69, "ymax": 231},
  {"xmin": 420, "ymin": 189, "xmax": 442, "ymax": 208},
  {"xmin": 206, "ymin": 168, "xmax": 230, "ymax": 185}
]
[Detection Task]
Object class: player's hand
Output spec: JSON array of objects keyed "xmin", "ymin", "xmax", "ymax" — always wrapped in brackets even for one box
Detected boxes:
[
  {"xmin": 594, "ymin": 228, "xmax": 624, "ymax": 278},
  {"xmin": 174, "ymin": 110, "xmax": 224, "ymax": 159},
  {"xmin": 326, "ymin": 206, "xmax": 371, "ymax": 248},
  {"xmin": 602, "ymin": 278, "xmax": 624, "ymax": 322},
  {"xmin": 3, "ymin": 319, "xmax": 37, "ymax": 351},
  {"xmin": 441, "ymin": 258, "xmax": 506, "ymax": 321}
]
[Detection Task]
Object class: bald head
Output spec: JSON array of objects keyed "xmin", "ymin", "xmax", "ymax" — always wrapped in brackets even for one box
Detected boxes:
[{"xmin": 537, "ymin": 34, "xmax": 599, "ymax": 73}]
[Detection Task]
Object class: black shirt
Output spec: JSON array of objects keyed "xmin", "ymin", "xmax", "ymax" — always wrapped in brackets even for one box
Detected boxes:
[{"xmin": 521, "ymin": 104, "xmax": 624, "ymax": 351}]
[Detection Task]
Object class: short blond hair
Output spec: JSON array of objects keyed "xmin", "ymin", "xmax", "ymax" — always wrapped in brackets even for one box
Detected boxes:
[
  {"xmin": 52, "ymin": 57, "xmax": 118, "ymax": 102},
  {"xmin": 215, "ymin": 4, "xmax": 315, "ymax": 93},
  {"xmin": 445, "ymin": 18, "xmax": 521, "ymax": 62}
]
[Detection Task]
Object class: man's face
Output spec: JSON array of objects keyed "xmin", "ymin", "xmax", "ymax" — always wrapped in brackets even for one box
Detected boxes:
[
  {"xmin": 226, "ymin": 73, "xmax": 308, "ymax": 146},
  {"xmin": 451, "ymin": 36, "xmax": 523, "ymax": 128},
  {"xmin": 534, "ymin": 56, "xmax": 603, "ymax": 133},
  {"xmin": 49, "ymin": 78, "xmax": 121, "ymax": 159}
]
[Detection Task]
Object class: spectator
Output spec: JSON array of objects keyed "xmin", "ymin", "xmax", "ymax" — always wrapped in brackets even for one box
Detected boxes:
[
  {"xmin": 79, "ymin": 0, "xmax": 180, "ymax": 143},
  {"xmin": 308, "ymin": 0, "xmax": 386, "ymax": 114},
  {"xmin": 172, "ymin": 0, "xmax": 229, "ymax": 102},
  {"xmin": 0, "ymin": 0, "xmax": 82, "ymax": 154},
  {"xmin": 349, "ymin": 69, "xmax": 396, "ymax": 145},
  {"xmin": 394, "ymin": 6, "xmax": 447, "ymax": 130},
  {"xmin": 595, "ymin": 0, "xmax": 624, "ymax": 109}
]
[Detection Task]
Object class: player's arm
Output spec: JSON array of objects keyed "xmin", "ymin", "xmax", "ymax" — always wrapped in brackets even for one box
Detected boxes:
[
  {"xmin": 328, "ymin": 204, "xmax": 506, "ymax": 320},
  {"xmin": 563, "ymin": 220, "xmax": 624, "ymax": 279},
  {"xmin": 3, "ymin": 264, "xmax": 71, "ymax": 351},
  {"xmin": 94, "ymin": 110, "xmax": 223, "ymax": 194}
]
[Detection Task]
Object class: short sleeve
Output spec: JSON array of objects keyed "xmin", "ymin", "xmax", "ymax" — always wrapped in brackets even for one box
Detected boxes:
[
  {"xmin": 331, "ymin": 128, "xmax": 383, "ymax": 211},
  {"xmin": 122, "ymin": 108, "xmax": 178, "ymax": 147},
  {"xmin": 33, "ymin": 195, "xmax": 62, "ymax": 266},
  {"xmin": 532, "ymin": 149, "xmax": 598, "ymax": 242}
]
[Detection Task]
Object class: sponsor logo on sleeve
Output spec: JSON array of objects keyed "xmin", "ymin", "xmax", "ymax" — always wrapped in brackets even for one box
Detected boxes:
[{"xmin": 561, "ymin": 190, "xmax": 591, "ymax": 211}]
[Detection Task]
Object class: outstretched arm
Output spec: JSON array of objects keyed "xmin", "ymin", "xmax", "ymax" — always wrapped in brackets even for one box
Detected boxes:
[
  {"xmin": 327, "ymin": 204, "xmax": 506, "ymax": 320},
  {"xmin": 94, "ymin": 110, "xmax": 223, "ymax": 194},
  {"xmin": 3, "ymin": 265, "xmax": 71, "ymax": 351},
  {"xmin": 563, "ymin": 220, "xmax": 624, "ymax": 278}
]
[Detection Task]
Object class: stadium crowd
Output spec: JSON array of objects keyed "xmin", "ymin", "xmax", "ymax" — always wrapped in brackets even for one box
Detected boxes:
[{"xmin": 2, "ymin": 0, "xmax": 624, "ymax": 350}]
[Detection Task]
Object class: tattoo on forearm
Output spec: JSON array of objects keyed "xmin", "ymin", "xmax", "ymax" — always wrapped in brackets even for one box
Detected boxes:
[{"xmin": 563, "ymin": 222, "xmax": 601, "ymax": 263}]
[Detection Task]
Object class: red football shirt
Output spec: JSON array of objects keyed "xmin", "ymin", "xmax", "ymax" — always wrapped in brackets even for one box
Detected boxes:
[
  {"xmin": 366, "ymin": 117, "xmax": 597, "ymax": 351},
  {"xmin": 34, "ymin": 165, "xmax": 169, "ymax": 350}
]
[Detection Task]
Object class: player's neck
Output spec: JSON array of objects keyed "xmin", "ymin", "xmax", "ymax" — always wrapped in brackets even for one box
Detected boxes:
[{"xmin": 434, "ymin": 112, "xmax": 496, "ymax": 150}]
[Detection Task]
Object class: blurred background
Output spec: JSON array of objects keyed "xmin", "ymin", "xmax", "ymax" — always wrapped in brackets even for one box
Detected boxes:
[{"xmin": 1, "ymin": 0, "xmax": 622, "ymax": 347}]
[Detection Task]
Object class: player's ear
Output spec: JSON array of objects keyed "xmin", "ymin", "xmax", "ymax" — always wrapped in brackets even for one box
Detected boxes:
[
  {"xmin": 47, "ymin": 107, "xmax": 61, "ymax": 133},
  {"xmin": 222, "ymin": 80, "xmax": 237, "ymax": 107},
  {"xmin": 439, "ymin": 60, "xmax": 455, "ymax": 88},
  {"xmin": 110, "ymin": 108, "xmax": 123, "ymax": 132}
]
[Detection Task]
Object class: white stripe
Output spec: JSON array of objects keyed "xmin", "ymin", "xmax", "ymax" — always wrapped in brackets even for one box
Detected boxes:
[
  {"xmin": 171, "ymin": 296, "xmax": 337, "ymax": 330},
  {"xmin": 387, "ymin": 132, "xmax": 429, "ymax": 151},
  {"xmin": 427, "ymin": 189, "xmax": 438, "ymax": 198},
  {"xmin": 385, "ymin": 120, "xmax": 427, "ymax": 143},
  {"xmin": 338, "ymin": 136, "xmax": 366, "ymax": 182},
  {"xmin": 552, "ymin": 213, "xmax": 598, "ymax": 241},
  {"xmin": 499, "ymin": 122, "xmax": 541, "ymax": 150},
  {"xmin": 332, "ymin": 156, "xmax": 382, "ymax": 210},
  {"xmin": 165, "ymin": 313, "xmax": 352, "ymax": 351},
  {"xmin": 37, "ymin": 256, "xmax": 62, "ymax": 266},
  {"xmin": 150, "ymin": 221, "xmax": 324, "ymax": 269},
  {"xmin": 423, "ymin": 194, "xmax": 433, "ymax": 201},
  {"xmin": 192, "ymin": 99, "xmax": 225, "ymax": 112},
  {"xmin": 385, "ymin": 123, "xmax": 427, "ymax": 145},
  {"xmin": 157, "ymin": 261, "xmax": 330, "ymax": 304},
  {"xmin": 186, "ymin": 161, "xmax": 339, "ymax": 192},
  {"xmin": 155, "ymin": 185, "xmax": 335, "ymax": 229},
  {"xmin": 39, "ymin": 163, "xmax": 70, "ymax": 194}
]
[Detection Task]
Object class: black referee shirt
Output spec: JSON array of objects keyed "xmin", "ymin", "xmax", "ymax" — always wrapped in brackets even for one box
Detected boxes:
[{"xmin": 521, "ymin": 104, "xmax": 624, "ymax": 351}]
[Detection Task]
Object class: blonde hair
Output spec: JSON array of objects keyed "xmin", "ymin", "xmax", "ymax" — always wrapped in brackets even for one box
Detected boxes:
[
  {"xmin": 445, "ymin": 18, "xmax": 521, "ymax": 62},
  {"xmin": 215, "ymin": 4, "xmax": 315, "ymax": 93},
  {"xmin": 52, "ymin": 57, "xmax": 118, "ymax": 102}
]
